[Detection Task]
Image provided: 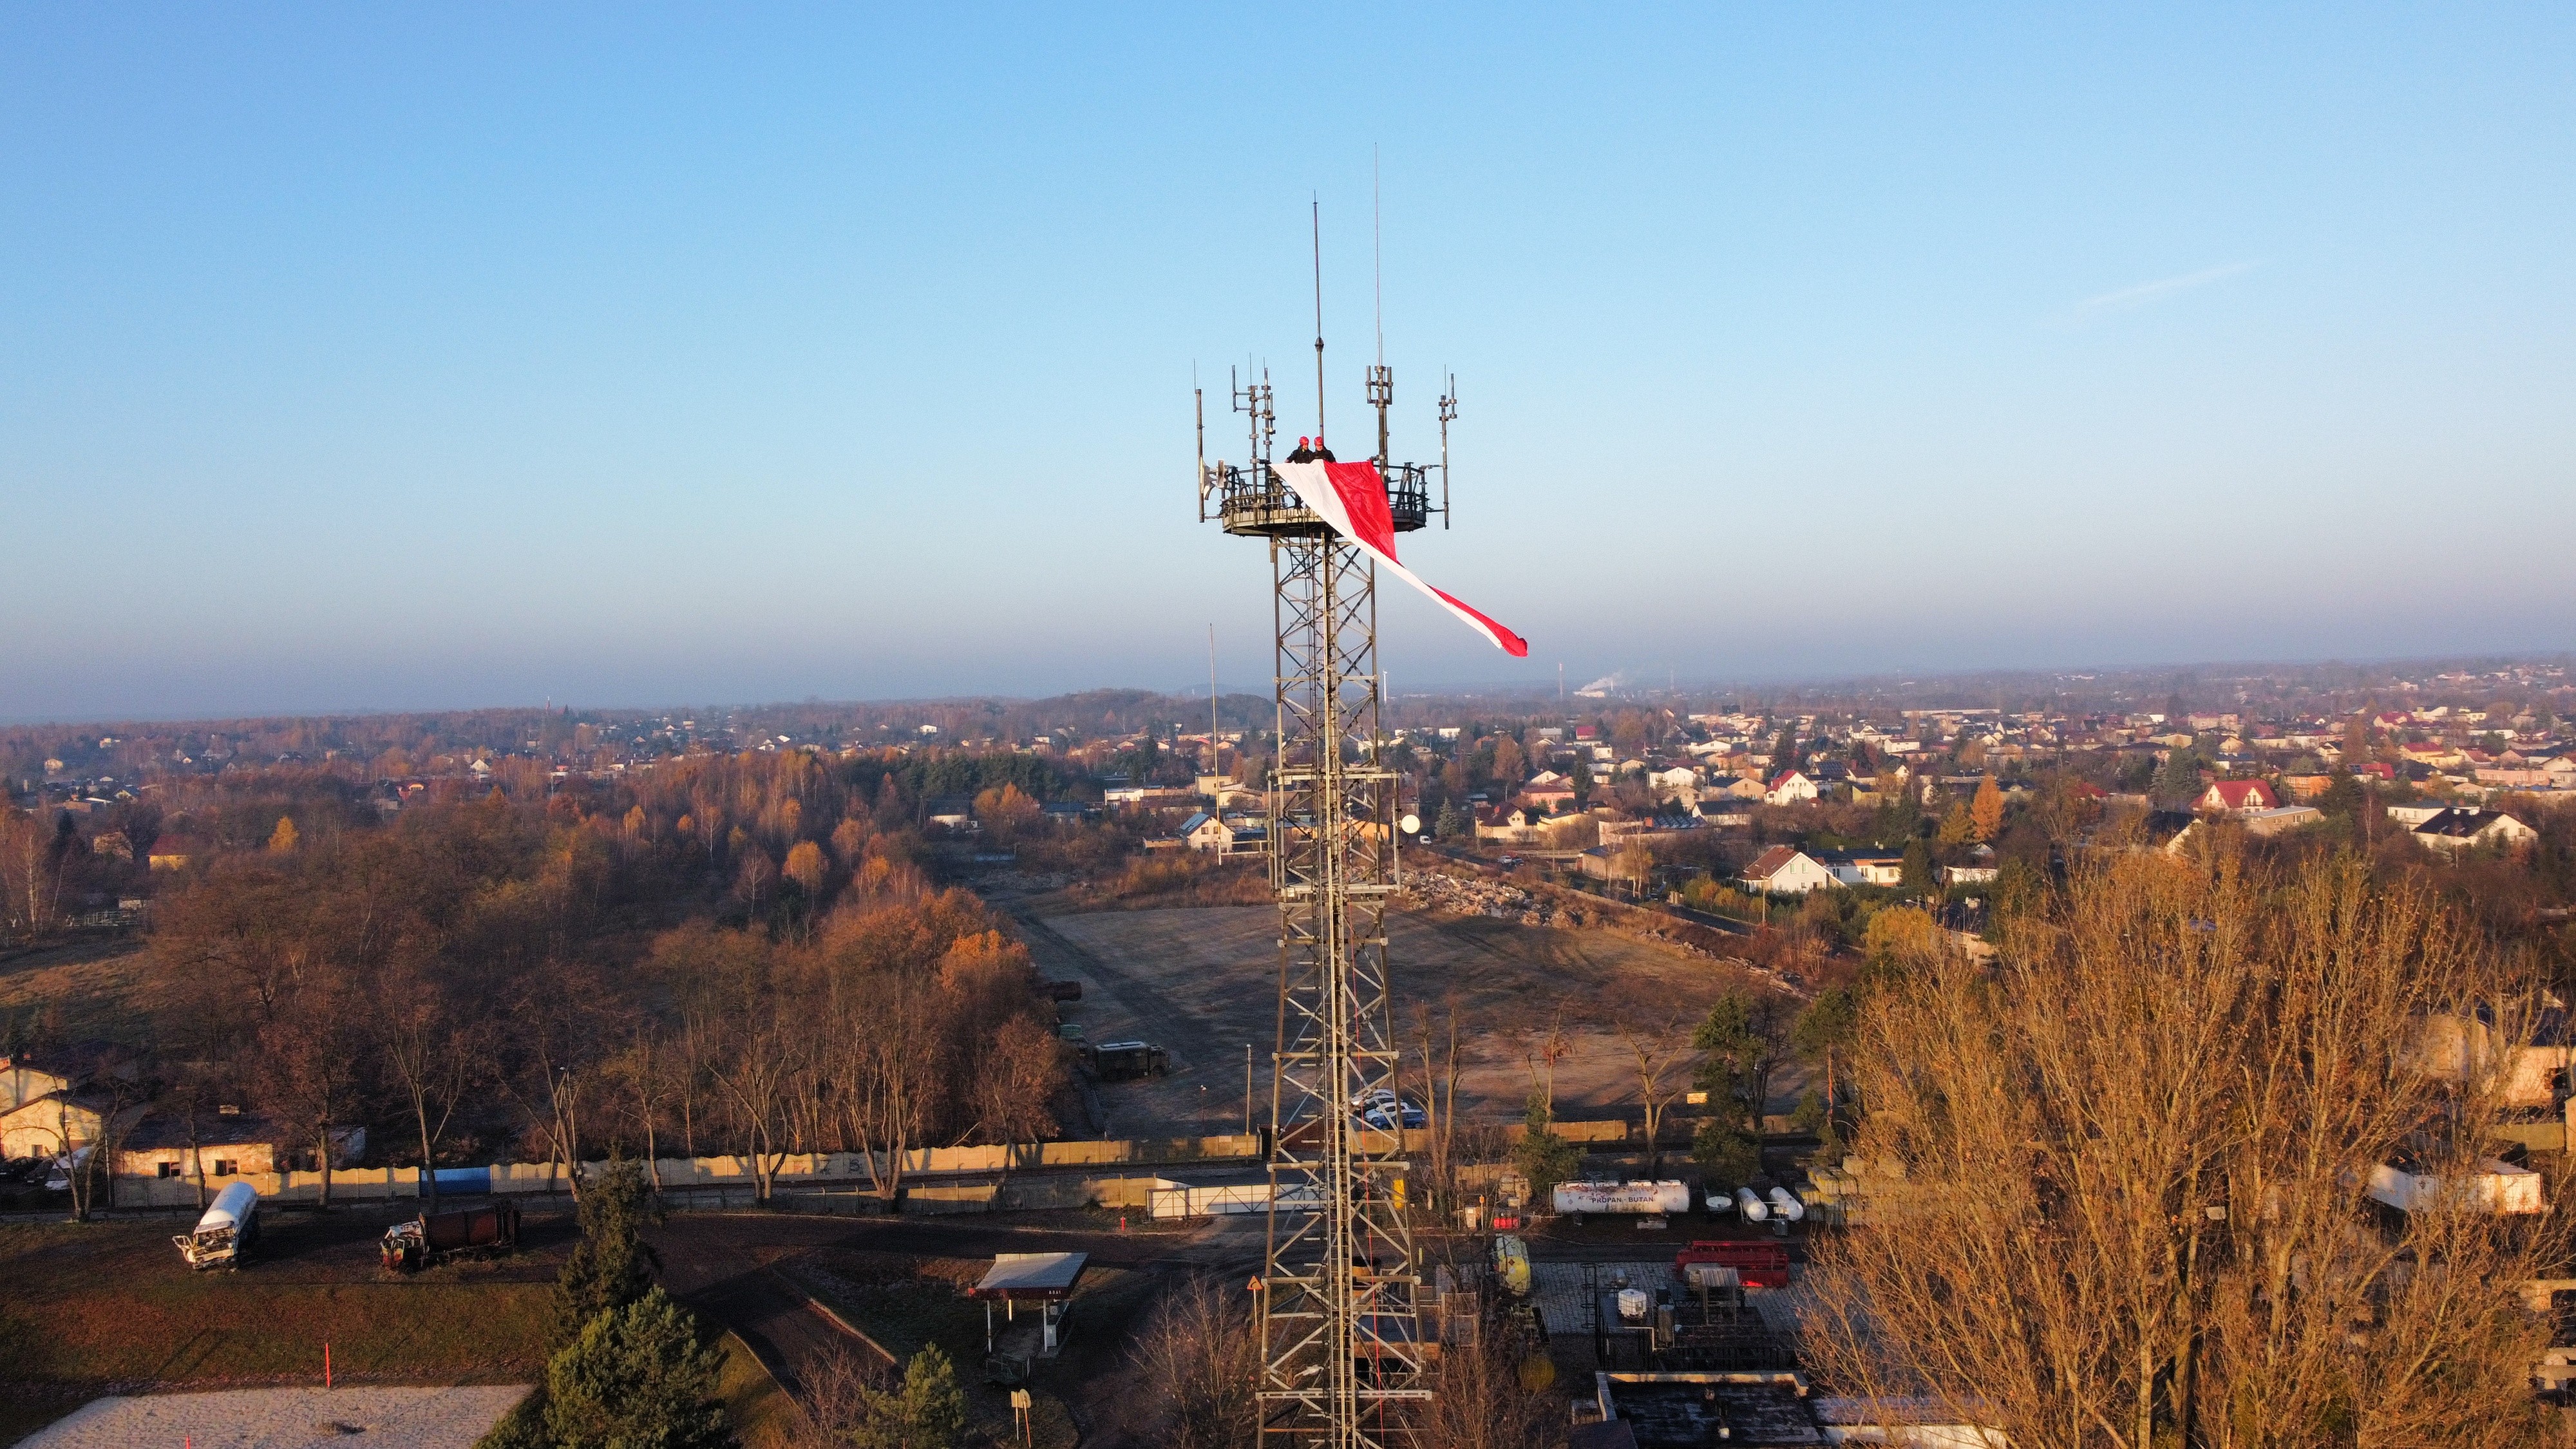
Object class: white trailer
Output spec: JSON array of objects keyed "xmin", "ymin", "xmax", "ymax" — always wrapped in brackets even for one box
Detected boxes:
[{"xmin": 173, "ymin": 1180, "xmax": 261, "ymax": 1269}]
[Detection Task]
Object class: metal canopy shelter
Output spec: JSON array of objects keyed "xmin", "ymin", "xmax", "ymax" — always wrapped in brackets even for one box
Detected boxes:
[{"xmin": 973, "ymin": 1251, "xmax": 1090, "ymax": 1356}]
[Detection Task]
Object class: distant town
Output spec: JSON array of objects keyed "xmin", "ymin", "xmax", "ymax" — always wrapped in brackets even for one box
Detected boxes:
[{"xmin": 6, "ymin": 653, "xmax": 2574, "ymax": 1447}]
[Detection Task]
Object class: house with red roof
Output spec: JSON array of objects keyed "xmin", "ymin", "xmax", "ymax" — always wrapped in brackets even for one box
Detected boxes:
[
  {"xmin": 2197, "ymin": 779, "xmax": 2278, "ymax": 815},
  {"xmin": 1763, "ymin": 770, "xmax": 1819, "ymax": 807}
]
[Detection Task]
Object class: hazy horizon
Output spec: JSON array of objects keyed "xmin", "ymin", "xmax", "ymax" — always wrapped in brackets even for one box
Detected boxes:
[
  {"xmin": 5, "ymin": 649, "xmax": 2568, "ymax": 731},
  {"xmin": 8, "ymin": 6, "xmax": 2573, "ymax": 721}
]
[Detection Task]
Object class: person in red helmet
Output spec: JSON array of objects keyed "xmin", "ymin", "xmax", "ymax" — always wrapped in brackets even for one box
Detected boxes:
[{"xmin": 1285, "ymin": 435, "xmax": 1316, "ymax": 464}]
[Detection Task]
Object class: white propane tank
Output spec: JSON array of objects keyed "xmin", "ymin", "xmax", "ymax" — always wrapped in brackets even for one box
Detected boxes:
[
  {"xmin": 1734, "ymin": 1186, "xmax": 1769, "ymax": 1222},
  {"xmin": 1704, "ymin": 1191, "xmax": 1736, "ymax": 1215},
  {"xmin": 1767, "ymin": 1186, "xmax": 1806, "ymax": 1223},
  {"xmin": 1616, "ymin": 1287, "xmax": 1652, "ymax": 1322}
]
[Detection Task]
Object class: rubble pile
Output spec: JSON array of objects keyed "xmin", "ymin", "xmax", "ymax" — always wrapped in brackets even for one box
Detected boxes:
[
  {"xmin": 1403, "ymin": 868, "xmax": 1814, "ymax": 999},
  {"xmin": 1399, "ymin": 871, "xmax": 1561, "ymax": 926}
]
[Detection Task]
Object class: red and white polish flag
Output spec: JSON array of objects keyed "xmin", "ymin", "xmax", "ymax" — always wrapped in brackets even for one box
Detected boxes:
[{"xmin": 1272, "ymin": 460, "xmax": 1530, "ymax": 658}]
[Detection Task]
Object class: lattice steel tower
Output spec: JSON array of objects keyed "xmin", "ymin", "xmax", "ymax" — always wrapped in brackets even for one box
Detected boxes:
[{"xmin": 1193, "ymin": 276, "xmax": 1456, "ymax": 1446}]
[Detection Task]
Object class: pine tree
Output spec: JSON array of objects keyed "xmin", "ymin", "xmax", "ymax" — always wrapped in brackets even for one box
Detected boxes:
[
  {"xmin": 1690, "ymin": 1119, "xmax": 1760, "ymax": 1191},
  {"xmin": 1511, "ymin": 1095, "xmax": 1582, "ymax": 1208},
  {"xmin": 1900, "ymin": 838, "xmax": 1935, "ymax": 896},
  {"xmin": 2153, "ymin": 749, "xmax": 2202, "ymax": 808},
  {"xmin": 552, "ymin": 1157, "xmax": 656, "ymax": 1348},
  {"xmin": 542, "ymin": 1287, "xmax": 735, "ymax": 1449},
  {"xmin": 849, "ymin": 1343, "xmax": 969, "ymax": 1449}
]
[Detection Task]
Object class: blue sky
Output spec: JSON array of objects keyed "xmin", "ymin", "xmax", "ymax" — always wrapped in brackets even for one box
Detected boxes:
[{"xmin": 5, "ymin": 6, "xmax": 2571, "ymax": 719}]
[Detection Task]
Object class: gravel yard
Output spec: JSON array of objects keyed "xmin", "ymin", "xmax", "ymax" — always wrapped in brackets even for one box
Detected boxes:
[
  {"xmin": 20, "ymin": 1385, "xmax": 531, "ymax": 1449},
  {"xmin": 1014, "ymin": 898, "xmax": 1782, "ymax": 1137}
]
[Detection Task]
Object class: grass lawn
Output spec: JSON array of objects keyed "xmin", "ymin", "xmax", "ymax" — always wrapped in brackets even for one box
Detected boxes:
[
  {"xmin": 0, "ymin": 1209, "xmax": 563, "ymax": 1444},
  {"xmin": 714, "ymin": 1330, "xmax": 809, "ymax": 1449}
]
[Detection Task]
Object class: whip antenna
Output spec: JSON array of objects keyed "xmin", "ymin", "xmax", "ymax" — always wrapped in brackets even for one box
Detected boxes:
[{"xmin": 1311, "ymin": 196, "xmax": 1325, "ymax": 448}]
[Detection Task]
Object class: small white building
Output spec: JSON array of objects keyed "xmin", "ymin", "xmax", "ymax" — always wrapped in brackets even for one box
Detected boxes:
[
  {"xmin": 1178, "ymin": 811, "xmax": 1235, "ymax": 854},
  {"xmin": 2367, "ymin": 1157, "xmax": 2544, "ymax": 1215},
  {"xmin": 1742, "ymin": 846, "xmax": 1838, "ymax": 895},
  {"xmin": 1764, "ymin": 771, "xmax": 1819, "ymax": 807},
  {"xmin": 1819, "ymin": 851, "xmax": 1905, "ymax": 887},
  {"xmin": 1646, "ymin": 765, "xmax": 1700, "ymax": 795},
  {"xmin": 2412, "ymin": 808, "xmax": 2537, "ymax": 855}
]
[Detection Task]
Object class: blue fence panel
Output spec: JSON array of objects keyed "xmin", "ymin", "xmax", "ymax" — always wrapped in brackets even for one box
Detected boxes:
[{"xmin": 419, "ymin": 1166, "xmax": 493, "ymax": 1193}]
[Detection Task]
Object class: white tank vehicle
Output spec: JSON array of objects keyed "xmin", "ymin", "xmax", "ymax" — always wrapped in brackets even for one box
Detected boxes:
[
  {"xmin": 1551, "ymin": 1180, "xmax": 1689, "ymax": 1220},
  {"xmin": 173, "ymin": 1180, "xmax": 261, "ymax": 1269}
]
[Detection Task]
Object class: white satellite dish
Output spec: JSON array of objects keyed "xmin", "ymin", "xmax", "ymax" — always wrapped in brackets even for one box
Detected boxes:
[{"xmin": 1399, "ymin": 813, "xmax": 1421, "ymax": 835}]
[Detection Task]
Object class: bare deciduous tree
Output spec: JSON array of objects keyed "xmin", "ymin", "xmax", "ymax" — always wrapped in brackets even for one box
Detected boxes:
[
  {"xmin": 375, "ymin": 951, "xmax": 484, "ymax": 1209},
  {"xmin": 1803, "ymin": 847, "xmax": 2568, "ymax": 1449},
  {"xmin": 1615, "ymin": 1012, "xmax": 1696, "ymax": 1175},
  {"xmin": 1133, "ymin": 1276, "xmax": 1261, "ymax": 1449}
]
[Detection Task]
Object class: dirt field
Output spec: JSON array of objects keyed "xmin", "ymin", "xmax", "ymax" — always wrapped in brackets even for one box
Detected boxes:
[
  {"xmin": 0, "ymin": 1208, "xmax": 565, "ymax": 1444},
  {"xmin": 0, "ymin": 937, "xmax": 153, "ymax": 1045},
  {"xmin": 1005, "ymin": 893, "xmax": 1790, "ymax": 1138}
]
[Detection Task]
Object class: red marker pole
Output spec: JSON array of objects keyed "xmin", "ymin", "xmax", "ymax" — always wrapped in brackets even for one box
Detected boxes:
[{"xmin": 325, "ymin": 1341, "xmax": 332, "ymax": 1389}]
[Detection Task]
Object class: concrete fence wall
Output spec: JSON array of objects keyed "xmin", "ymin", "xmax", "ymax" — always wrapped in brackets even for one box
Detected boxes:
[{"xmin": 106, "ymin": 1122, "xmax": 1634, "ymax": 1209}]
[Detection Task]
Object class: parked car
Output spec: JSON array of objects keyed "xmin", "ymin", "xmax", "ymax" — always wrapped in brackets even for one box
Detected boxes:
[{"xmin": 1351, "ymin": 1090, "xmax": 1427, "ymax": 1131}]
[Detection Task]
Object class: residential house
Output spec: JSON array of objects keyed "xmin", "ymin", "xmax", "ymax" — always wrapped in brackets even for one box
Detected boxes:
[
  {"xmin": 1, "ymin": 1091, "xmax": 147, "ymax": 1160},
  {"xmin": 1, "ymin": 1044, "xmax": 137, "ymax": 1114},
  {"xmin": 1705, "ymin": 774, "xmax": 1765, "ymax": 802},
  {"xmin": 1944, "ymin": 864, "xmax": 2000, "ymax": 886},
  {"xmin": 2412, "ymin": 809, "xmax": 2539, "ymax": 856},
  {"xmin": 1816, "ymin": 849, "xmax": 1904, "ymax": 887},
  {"xmin": 1597, "ymin": 818, "xmax": 1652, "ymax": 851},
  {"xmin": 1692, "ymin": 800, "xmax": 1751, "ymax": 829},
  {"xmin": 1645, "ymin": 764, "xmax": 1700, "ymax": 799},
  {"xmin": 924, "ymin": 797, "xmax": 976, "ymax": 830},
  {"xmin": 1, "ymin": 1056, "xmax": 73, "ymax": 1115},
  {"xmin": 2196, "ymin": 780, "xmax": 2278, "ymax": 815},
  {"xmin": 2240, "ymin": 805, "xmax": 2324, "ymax": 837},
  {"xmin": 1764, "ymin": 770, "xmax": 1819, "ymax": 807},
  {"xmin": 1178, "ymin": 811, "xmax": 1235, "ymax": 855},
  {"xmin": 1519, "ymin": 779, "xmax": 1577, "ymax": 813},
  {"xmin": 1741, "ymin": 846, "xmax": 1838, "ymax": 895},
  {"xmin": 115, "ymin": 1110, "xmax": 367, "ymax": 1180},
  {"xmin": 2401, "ymin": 741, "xmax": 2466, "ymax": 769}
]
